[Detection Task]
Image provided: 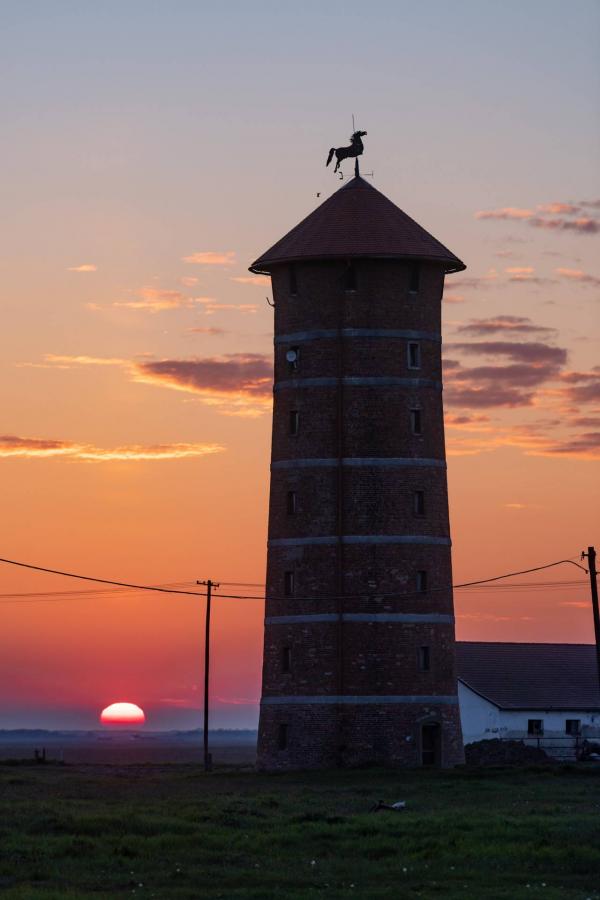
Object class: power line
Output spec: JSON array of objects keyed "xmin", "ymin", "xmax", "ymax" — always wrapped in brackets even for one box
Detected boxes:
[{"xmin": 0, "ymin": 554, "xmax": 588, "ymax": 605}]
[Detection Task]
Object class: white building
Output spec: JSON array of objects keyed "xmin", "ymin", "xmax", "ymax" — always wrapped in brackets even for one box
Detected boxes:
[{"xmin": 456, "ymin": 642, "xmax": 600, "ymax": 760}]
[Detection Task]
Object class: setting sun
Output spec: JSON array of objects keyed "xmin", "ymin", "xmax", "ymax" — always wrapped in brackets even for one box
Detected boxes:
[{"xmin": 100, "ymin": 702, "xmax": 146, "ymax": 726}]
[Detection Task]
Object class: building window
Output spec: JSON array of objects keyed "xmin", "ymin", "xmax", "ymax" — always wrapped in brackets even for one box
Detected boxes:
[
  {"xmin": 282, "ymin": 646, "xmax": 291, "ymax": 673},
  {"xmin": 413, "ymin": 490, "xmax": 425, "ymax": 517},
  {"xmin": 284, "ymin": 571, "xmax": 295, "ymax": 596},
  {"xmin": 418, "ymin": 646, "xmax": 431, "ymax": 671},
  {"xmin": 289, "ymin": 264, "xmax": 297, "ymax": 296},
  {"xmin": 289, "ymin": 410, "xmax": 299, "ymax": 435},
  {"xmin": 286, "ymin": 490, "xmax": 297, "ymax": 515},
  {"xmin": 408, "ymin": 342, "xmax": 421, "ymax": 369},
  {"xmin": 528, "ymin": 719, "xmax": 544, "ymax": 736},
  {"xmin": 344, "ymin": 262, "xmax": 357, "ymax": 292},
  {"xmin": 286, "ymin": 346, "xmax": 300, "ymax": 373},
  {"xmin": 410, "ymin": 408, "xmax": 422, "ymax": 435},
  {"xmin": 416, "ymin": 570, "xmax": 428, "ymax": 593},
  {"xmin": 408, "ymin": 262, "xmax": 420, "ymax": 294},
  {"xmin": 278, "ymin": 723, "xmax": 288, "ymax": 750},
  {"xmin": 565, "ymin": 719, "xmax": 581, "ymax": 735}
]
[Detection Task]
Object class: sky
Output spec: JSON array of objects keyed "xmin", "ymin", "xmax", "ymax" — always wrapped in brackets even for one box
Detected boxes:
[{"xmin": 0, "ymin": 0, "xmax": 599, "ymax": 730}]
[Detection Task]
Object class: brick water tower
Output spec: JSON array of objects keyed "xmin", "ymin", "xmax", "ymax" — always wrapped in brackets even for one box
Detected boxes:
[{"xmin": 250, "ymin": 158, "xmax": 466, "ymax": 769}]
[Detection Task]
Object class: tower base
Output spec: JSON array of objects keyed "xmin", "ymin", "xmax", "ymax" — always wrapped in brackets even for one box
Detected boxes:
[{"xmin": 257, "ymin": 700, "xmax": 464, "ymax": 771}]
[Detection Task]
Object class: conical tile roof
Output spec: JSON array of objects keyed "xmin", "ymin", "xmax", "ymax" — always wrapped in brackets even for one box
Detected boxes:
[{"xmin": 250, "ymin": 176, "xmax": 465, "ymax": 274}]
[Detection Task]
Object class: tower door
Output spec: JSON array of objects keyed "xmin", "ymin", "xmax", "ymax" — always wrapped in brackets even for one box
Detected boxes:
[{"xmin": 421, "ymin": 723, "xmax": 441, "ymax": 766}]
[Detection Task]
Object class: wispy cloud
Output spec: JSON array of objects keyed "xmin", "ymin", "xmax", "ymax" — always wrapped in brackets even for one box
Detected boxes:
[
  {"xmin": 114, "ymin": 287, "xmax": 198, "ymax": 312},
  {"xmin": 475, "ymin": 201, "xmax": 600, "ymax": 234},
  {"xmin": 180, "ymin": 276, "xmax": 199, "ymax": 287},
  {"xmin": 455, "ymin": 316, "xmax": 556, "ymax": 337},
  {"xmin": 188, "ymin": 326, "xmax": 228, "ymax": 335},
  {"xmin": 22, "ymin": 352, "xmax": 273, "ymax": 417},
  {"xmin": 475, "ymin": 208, "xmax": 533, "ymax": 220},
  {"xmin": 182, "ymin": 251, "xmax": 236, "ymax": 266},
  {"xmin": 555, "ymin": 267, "xmax": 600, "ymax": 286},
  {"xmin": 447, "ymin": 341, "xmax": 567, "ymax": 366},
  {"xmin": 230, "ymin": 275, "xmax": 270, "ymax": 287},
  {"xmin": 67, "ymin": 264, "xmax": 97, "ymax": 273},
  {"xmin": 133, "ymin": 354, "xmax": 273, "ymax": 417},
  {"xmin": 195, "ymin": 297, "xmax": 258, "ymax": 315},
  {"xmin": 0, "ymin": 435, "xmax": 224, "ymax": 462}
]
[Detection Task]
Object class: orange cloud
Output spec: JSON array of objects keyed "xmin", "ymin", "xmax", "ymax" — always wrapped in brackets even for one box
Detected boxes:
[
  {"xmin": 0, "ymin": 435, "xmax": 224, "ymax": 462},
  {"xmin": 67, "ymin": 264, "xmax": 97, "ymax": 272},
  {"xmin": 182, "ymin": 251, "xmax": 236, "ymax": 266},
  {"xmin": 114, "ymin": 287, "xmax": 198, "ymax": 312},
  {"xmin": 475, "ymin": 208, "xmax": 533, "ymax": 220},
  {"xmin": 180, "ymin": 276, "xmax": 199, "ymax": 286}
]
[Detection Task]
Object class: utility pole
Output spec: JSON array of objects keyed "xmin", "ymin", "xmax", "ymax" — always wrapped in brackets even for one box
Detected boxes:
[
  {"xmin": 581, "ymin": 546, "xmax": 600, "ymax": 694},
  {"xmin": 197, "ymin": 578, "xmax": 219, "ymax": 772}
]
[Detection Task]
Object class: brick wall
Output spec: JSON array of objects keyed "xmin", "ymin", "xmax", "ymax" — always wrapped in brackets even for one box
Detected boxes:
[{"xmin": 258, "ymin": 256, "xmax": 464, "ymax": 770}]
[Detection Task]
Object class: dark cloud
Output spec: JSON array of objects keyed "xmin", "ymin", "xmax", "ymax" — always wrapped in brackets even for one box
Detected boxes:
[
  {"xmin": 133, "ymin": 354, "xmax": 273, "ymax": 415},
  {"xmin": 444, "ymin": 384, "xmax": 535, "ymax": 408},
  {"xmin": 571, "ymin": 416, "xmax": 600, "ymax": 428},
  {"xmin": 443, "ymin": 339, "xmax": 567, "ymax": 409},
  {"xmin": 0, "ymin": 435, "xmax": 71, "ymax": 452},
  {"xmin": 554, "ymin": 368, "xmax": 600, "ymax": 404},
  {"xmin": 136, "ymin": 354, "xmax": 272, "ymax": 397},
  {"xmin": 542, "ymin": 432, "xmax": 600, "ymax": 458},
  {"xmin": 445, "ymin": 413, "xmax": 490, "ymax": 425},
  {"xmin": 455, "ymin": 316, "xmax": 556, "ymax": 337},
  {"xmin": 528, "ymin": 216, "xmax": 600, "ymax": 234},
  {"xmin": 447, "ymin": 341, "xmax": 567, "ymax": 366}
]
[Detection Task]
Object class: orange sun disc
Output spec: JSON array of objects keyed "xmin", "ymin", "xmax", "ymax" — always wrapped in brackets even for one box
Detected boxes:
[{"xmin": 100, "ymin": 702, "xmax": 146, "ymax": 725}]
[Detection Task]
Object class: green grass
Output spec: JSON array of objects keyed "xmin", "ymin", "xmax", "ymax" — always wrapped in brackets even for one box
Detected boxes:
[{"xmin": 1, "ymin": 763, "xmax": 599, "ymax": 899}]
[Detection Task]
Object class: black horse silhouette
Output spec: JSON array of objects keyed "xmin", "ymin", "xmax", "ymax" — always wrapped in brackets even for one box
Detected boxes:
[{"xmin": 326, "ymin": 131, "xmax": 367, "ymax": 174}]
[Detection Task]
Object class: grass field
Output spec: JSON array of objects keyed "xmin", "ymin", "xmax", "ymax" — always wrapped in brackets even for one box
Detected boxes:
[{"xmin": 1, "ymin": 762, "xmax": 599, "ymax": 899}]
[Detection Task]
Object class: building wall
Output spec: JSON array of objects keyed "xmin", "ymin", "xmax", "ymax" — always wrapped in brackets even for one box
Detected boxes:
[
  {"xmin": 257, "ymin": 257, "xmax": 464, "ymax": 770},
  {"xmin": 458, "ymin": 682, "xmax": 600, "ymax": 759}
]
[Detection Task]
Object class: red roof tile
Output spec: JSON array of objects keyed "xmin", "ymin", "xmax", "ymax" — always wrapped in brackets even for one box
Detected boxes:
[
  {"xmin": 456, "ymin": 642, "xmax": 600, "ymax": 710},
  {"xmin": 250, "ymin": 175, "xmax": 466, "ymax": 274}
]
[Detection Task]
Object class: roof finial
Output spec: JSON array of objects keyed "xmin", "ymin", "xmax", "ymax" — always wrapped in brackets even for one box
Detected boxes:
[{"xmin": 325, "ymin": 128, "xmax": 367, "ymax": 177}]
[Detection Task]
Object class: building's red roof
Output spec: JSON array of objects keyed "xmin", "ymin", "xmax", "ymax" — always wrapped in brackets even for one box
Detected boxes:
[
  {"xmin": 250, "ymin": 175, "xmax": 466, "ymax": 274},
  {"xmin": 456, "ymin": 642, "xmax": 600, "ymax": 710}
]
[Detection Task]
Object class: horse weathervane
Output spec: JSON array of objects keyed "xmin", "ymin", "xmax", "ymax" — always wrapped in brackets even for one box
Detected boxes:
[{"xmin": 326, "ymin": 129, "xmax": 367, "ymax": 178}]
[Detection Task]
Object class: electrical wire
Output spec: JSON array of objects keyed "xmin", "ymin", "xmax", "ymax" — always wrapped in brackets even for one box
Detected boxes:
[{"xmin": 0, "ymin": 554, "xmax": 589, "ymax": 604}]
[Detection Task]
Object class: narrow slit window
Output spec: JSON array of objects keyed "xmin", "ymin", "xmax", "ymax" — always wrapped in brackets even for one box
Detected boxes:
[
  {"xmin": 413, "ymin": 490, "xmax": 425, "ymax": 517},
  {"xmin": 278, "ymin": 723, "xmax": 289, "ymax": 750},
  {"xmin": 528, "ymin": 719, "xmax": 544, "ymax": 736},
  {"xmin": 410, "ymin": 408, "xmax": 422, "ymax": 435},
  {"xmin": 408, "ymin": 342, "xmax": 421, "ymax": 369},
  {"xmin": 344, "ymin": 262, "xmax": 357, "ymax": 292},
  {"xmin": 286, "ymin": 490, "xmax": 297, "ymax": 515},
  {"xmin": 282, "ymin": 646, "xmax": 291, "ymax": 673},
  {"xmin": 289, "ymin": 410, "xmax": 299, "ymax": 436},
  {"xmin": 289, "ymin": 264, "xmax": 298, "ymax": 296},
  {"xmin": 418, "ymin": 646, "xmax": 431, "ymax": 671},
  {"xmin": 408, "ymin": 262, "xmax": 420, "ymax": 294},
  {"xmin": 416, "ymin": 570, "xmax": 428, "ymax": 593},
  {"xmin": 284, "ymin": 571, "xmax": 295, "ymax": 596}
]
